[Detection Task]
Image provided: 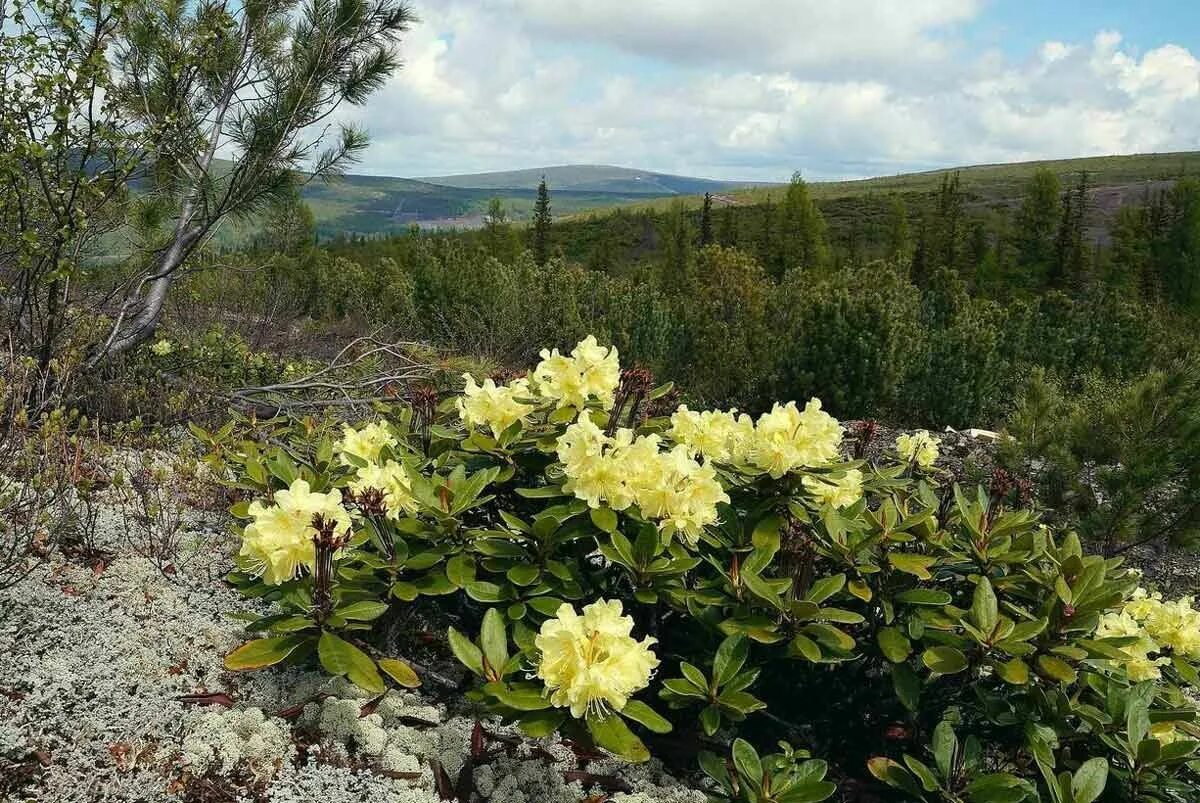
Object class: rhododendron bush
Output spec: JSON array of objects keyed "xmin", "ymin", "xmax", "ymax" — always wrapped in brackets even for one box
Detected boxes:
[{"xmin": 202, "ymin": 337, "xmax": 1200, "ymax": 802}]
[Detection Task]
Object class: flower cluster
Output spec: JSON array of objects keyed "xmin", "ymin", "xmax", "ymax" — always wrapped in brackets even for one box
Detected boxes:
[
  {"xmin": 801, "ymin": 469, "xmax": 865, "ymax": 510},
  {"xmin": 668, "ymin": 406, "xmax": 754, "ymax": 464},
  {"xmin": 456, "ymin": 374, "xmax": 537, "ymax": 437},
  {"xmin": 239, "ymin": 479, "xmax": 352, "ymax": 585},
  {"xmin": 535, "ymin": 600, "xmax": 659, "ymax": 718},
  {"xmin": 337, "ymin": 422, "xmax": 396, "ymax": 466},
  {"xmin": 1095, "ymin": 589, "xmax": 1200, "ymax": 681},
  {"xmin": 557, "ymin": 415, "xmax": 729, "ymax": 544},
  {"xmin": 349, "ymin": 459, "xmax": 419, "ymax": 520},
  {"xmin": 150, "ymin": 338, "xmax": 174, "ymax": 357},
  {"xmin": 533, "ymin": 335, "xmax": 621, "ymax": 411},
  {"xmin": 669, "ymin": 399, "xmax": 843, "ymax": 479},
  {"xmin": 896, "ymin": 430, "xmax": 940, "ymax": 469}
]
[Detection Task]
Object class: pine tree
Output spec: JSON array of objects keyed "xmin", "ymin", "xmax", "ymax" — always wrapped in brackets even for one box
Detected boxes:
[
  {"xmin": 758, "ymin": 196, "xmax": 777, "ymax": 277},
  {"xmin": 1011, "ymin": 167, "xmax": 1061, "ymax": 285},
  {"xmin": 700, "ymin": 192, "xmax": 714, "ymax": 246},
  {"xmin": 911, "ymin": 218, "xmax": 930, "ymax": 286},
  {"xmin": 779, "ymin": 172, "xmax": 828, "ymax": 275},
  {"xmin": 531, "ymin": 177, "xmax": 552, "ymax": 267},
  {"xmin": 718, "ymin": 206, "xmax": 738, "ymax": 247},
  {"xmin": 885, "ymin": 196, "xmax": 911, "ymax": 262}
]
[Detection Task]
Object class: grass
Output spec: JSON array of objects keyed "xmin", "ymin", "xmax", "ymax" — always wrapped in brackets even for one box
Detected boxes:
[{"xmin": 569, "ymin": 151, "xmax": 1200, "ymax": 219}]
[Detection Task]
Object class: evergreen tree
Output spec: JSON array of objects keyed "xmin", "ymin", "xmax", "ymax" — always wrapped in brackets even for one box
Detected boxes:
[
  {"xmin": 718, "ymin": 205, "xmax": 738, "ymax": 248},
  {"xmin": 911, "ymin": 218, "xmax": 930, "ymax": 286},
  {"xmin": 779, "ymin": 172, "xmax": 829, "ymax": 275},
  {"xmin": 657, "ymin": 200, "xmax": 695, "ymax": 291},
  {"xmin": 1163, "ymin": 178, "xmax": 1200, "ymax": 312},
  {"xmin": 1011, "ymin": 167, "xmax": 1061, "ymax": 285},
  {"xmin": 885, "ymin": 196, "xmax": 911, "ymax": 262},
  {"xmin": 932, "ymin": 172, "xmax": 965, "ymax": 271},
  {"xmin": 699, "ymin": 192, "xmax": 714, "ymax": 246},
  {"xmin": 758, "ymin": 196, "xmax": 778, "ymax": 277},
  {"xmin": 531, "ymin": 177, "xmax": 552, "ymax": 267},
  {"xmin": 483, "ymin": 197, "xmax": 519, "ymax": 262}
]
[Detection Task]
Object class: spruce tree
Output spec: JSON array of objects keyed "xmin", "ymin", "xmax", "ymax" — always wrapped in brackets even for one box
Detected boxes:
[
  {"xmin": 885, "ymin": 196, "xmax": 911, "ymax": 262},
  {"xmin": 779, "ymin": 172, "xmax": 829, "ymax": 274},
  {"xmin": 1011, "ymin": 167, "xmax": 1061, "ymax": 285},
  {"xmin": 532, "ymin": 176, "xmax": 552, "ymax": 266},
  {"xmin": 700, "ymin": 192, "xmax": 714, "ymax": 246}
]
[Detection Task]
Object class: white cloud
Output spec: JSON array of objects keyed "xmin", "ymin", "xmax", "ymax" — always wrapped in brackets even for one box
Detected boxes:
[{"xmin": 336, "ymin": 2, "xmax": 1200, "ymax": 181}]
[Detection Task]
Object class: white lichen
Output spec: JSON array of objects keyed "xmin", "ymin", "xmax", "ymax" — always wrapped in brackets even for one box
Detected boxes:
[{"xmin": 181, "ymin": 707, "xmax": 293, "ymax": 779}]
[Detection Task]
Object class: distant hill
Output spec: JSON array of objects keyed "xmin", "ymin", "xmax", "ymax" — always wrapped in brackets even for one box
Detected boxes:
[
  {"xmin": 585, "ymin": 151, "xmax": 1200, "ymax": 217},
  {"xmin": 420, "ymin": 165, "xmax": 762, "ymax": 196},
  {"xmin": 296, "ymin": 165, "xmax": 774, "ymax": 239}
]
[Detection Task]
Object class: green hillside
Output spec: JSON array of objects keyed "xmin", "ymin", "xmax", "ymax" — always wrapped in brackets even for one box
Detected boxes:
[
  {"xmin": 577, "ymin": 150, "xmax": 1200, "ymax": 217},
  {"xmin": 297, "ymin": 165, "xmax": 773, "ymax": 239},
  {"xmin": 420, "ymin": 164, "xmax": 768, "ymax": 195}
]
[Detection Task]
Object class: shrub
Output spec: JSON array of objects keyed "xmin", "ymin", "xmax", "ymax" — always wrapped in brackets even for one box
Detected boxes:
[
  {"xmin": 212, "ymin": 336, "xmax": 1200, "ymax": 801},
  {"xmin": 1003, "ymin": 366, "xmax": 1200, "ymax": 555}
]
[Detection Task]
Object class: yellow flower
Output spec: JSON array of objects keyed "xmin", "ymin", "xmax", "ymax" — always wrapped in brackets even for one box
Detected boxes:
[
  {"xmin": 896, "ymin": 430, "xmax": 940, "ymax": 469},
  {"xmin": 571, "ymin": 335, "xmax": 621, "ymax": 409},
  {"xmin": 337, "ymin": 421, "xmax": 396, "ymax": 466},
  {"xmin": 1124, "ymin": 587, "xmax": 1164, "ymax": 621},
  {"xmin": 669, "ymin": 406, "xmax": 754, "ymax": 464},
  {"xmin": 1122, "ymin": 639, "xmax": 1170, "ymax": 681},
  {"xmin": 456, "ymin": 374, "xmax": 536, "ymax": 438},
  {"xmin": 749, "ymin": 399, "xmax": 843, "ymax": 478},
  {"xmin": 1095, "ymin": 610, "xmax": 1144, "ymax": 639},
  {"xmin": 239, "ymin": 479, "xmax": 351, "ymax": 585},
  {"xmin": 533, "ymin": 336, "xmax": 620, "ymax": 411},
  {"xmin": 1151, "ymin": 722, "xmax": 1182, "ymax": 745},
  {"xmin": 557, "ymin": 418, "xmax": 728, "ymax": 542},
  {"xmin": 350, "ymin": 460, "xmax": 419, "ymax": 519},
  {"xmin": 535, "ymin": 600, "xmax": 659, "ymax": 718},
  {"xmin": 150, "ymin": 338, "xmax": 174, "ymax": 357},
  {"xmin": 802, "ymin": 469, "xmax": 864, "ymax": 510},
  {"xmin": 1143, "ymin": 596, "xmax": 1200, "ymax": 656}
]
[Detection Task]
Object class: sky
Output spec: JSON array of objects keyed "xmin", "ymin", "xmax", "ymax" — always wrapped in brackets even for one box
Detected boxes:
[{"xmin": 337, "ymin": 0, "xmax": 1200, "ymax": 182}]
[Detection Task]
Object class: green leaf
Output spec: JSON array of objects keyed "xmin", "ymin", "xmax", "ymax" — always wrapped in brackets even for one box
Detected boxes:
[
  {"xmin": 923, "ymin": 646, "xmax": 968, "ymax": 675},
  {"xmin": 485, "ymin": 682, "xmax": 552, "ymax": 711},
  {"xmin": 317, "ymin": 631, "xmax": 384, "ymax": 693},
  {"xmin": 970, "ymin": 577, "xmax": 998, "ymax": 636},
  {"xmin": 713, "ymin": 634, "xmax": 749, "ymax": 686},
  {"xmin": 892, "ymin": 663, "xmax": 921, "ymax": 712},
  {"xmin": 621, "ymin": 700, "xmax": 673, "ymax": 733},
  {"xmin": 224, "ymin": 636, "xmax": 308, "ymax": 670},
  {"xmin": 776, "ymin": 782, "xmax": 838, "ymax": 803},
  {"xmin": 378, "ymin": 658, "xmax": 421, "ymax": 688},
  {"xmin": 335, "ymin": 600, "xmax": 389, "ymax": 621},
  {"xmin": 517, "ymin": 709, "xmax": 566, "ymax": 737},
  {"xmin": 1036, "ymin": 655, "xmax": 1077, "ymax": 685},
  {"xmin": 1070, "ymin": 758, "xmax": 1107, "ymax": 803},
  {"xmin": 480, "ymin": 608, "xmax": 509, "ymax": 679},
  {"xmin": 515, "ymin": 485, "xmax": 566, "ymax": 499},
  {"xmin": 889, "ymin": 553, "xmax": 936, "ymax": 580},
  {"xmin": 868, "ymin": 757, "xmax": 924, "ymax": 798},
  {"xmin": 590, "ymin": 506, "xmax": 618, "ymax": 533},
  {"xmin": 448, "ymin": 627, "xmax": 484, "ymax": 676},
  {"xmin": 587, "ymin": 712, "xmax": 649, "ymax": 763},
  {"xmin": 731, "ymin": 738, "xmax": 763, "ymax": 793},
  {"xmin": 996, "ymin": 658, "xmax": 1030, "ymax": 685},
  {"xmin": 933, "ymin": 719, "xmax": 958, "ymax": 781},
  {"xmin": 877, "ymin": 627, "xmax": 912, "ymax": 663},
  {"xmin": 897, "ymin": 589, "xmax": 952, "ymax": 606},
  {"xmin": 505, "ymin": 564, "xmax": 540, "ymax": 587}
]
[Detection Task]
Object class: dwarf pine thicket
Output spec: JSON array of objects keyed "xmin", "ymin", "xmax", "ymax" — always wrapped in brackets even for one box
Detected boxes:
[{"xmin": 204, "ymin": 336, "xmax": 1200, "ymax": 802}]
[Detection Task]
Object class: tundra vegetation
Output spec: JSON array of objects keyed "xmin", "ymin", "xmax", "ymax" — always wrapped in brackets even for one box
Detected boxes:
[{"xmin": 1, "ymin": 0, "xmax": 1200, "ymax": 800}]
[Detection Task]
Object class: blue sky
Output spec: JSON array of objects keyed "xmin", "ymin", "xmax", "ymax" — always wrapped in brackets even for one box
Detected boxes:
[
  {"xmin": 970, "ymin": 1, "xmax": 1200, "ymax": 57},
  {"xmin": 342, "ymin": 1, "xmax": 1200, "ymax": 181}
]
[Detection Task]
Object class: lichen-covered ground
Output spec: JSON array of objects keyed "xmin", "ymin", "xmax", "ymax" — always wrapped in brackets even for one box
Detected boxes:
[{"xmin": 0, "ymin": 508, "xmax": 703, "ymax": 803}]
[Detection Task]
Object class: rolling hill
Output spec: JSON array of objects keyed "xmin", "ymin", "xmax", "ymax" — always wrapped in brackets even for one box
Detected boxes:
[{"xmin": 300, "ymin": 165, "xmax": 773, "ymax": 238}]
